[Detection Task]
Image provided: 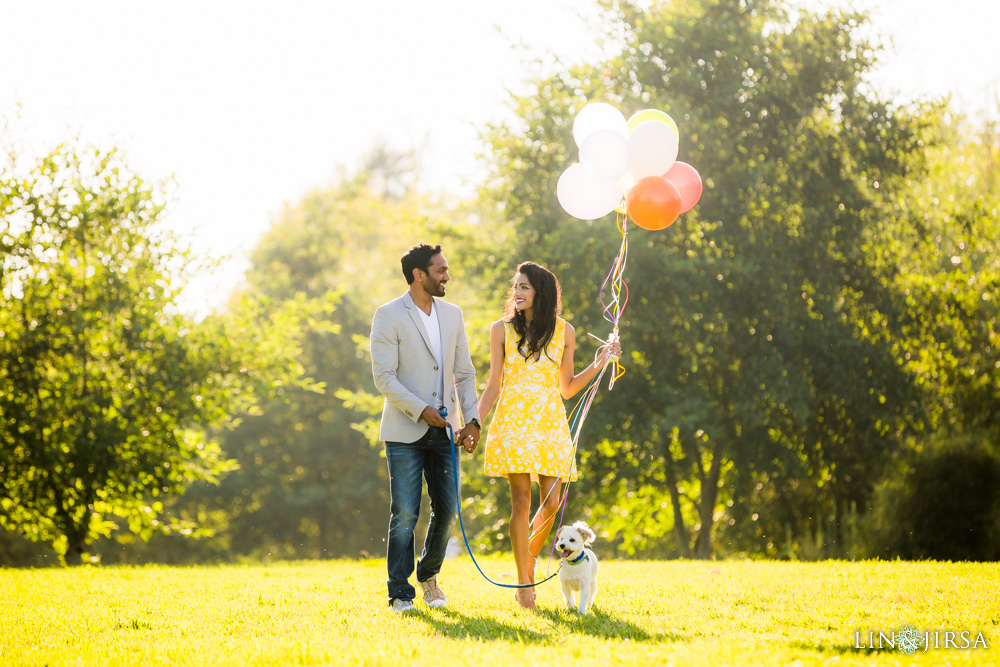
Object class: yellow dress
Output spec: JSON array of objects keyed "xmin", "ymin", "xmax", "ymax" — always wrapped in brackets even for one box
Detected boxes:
[{"xmin": 483, "ymin": 318, "xmax": 578, "ymax": 481}]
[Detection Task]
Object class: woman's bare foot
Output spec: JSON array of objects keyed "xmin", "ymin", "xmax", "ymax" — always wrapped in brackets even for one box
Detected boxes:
[{"xmin": 514, "ymin": 587, "xmax": 536, "ymax": 610}]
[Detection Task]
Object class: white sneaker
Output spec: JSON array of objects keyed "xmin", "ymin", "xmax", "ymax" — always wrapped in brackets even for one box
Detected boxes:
[
  {"xmin": 391, "ymin": 598, "xmax": 415, "ymax": 614},
  {"xmin": 418, "ymin": 575, "xmax": 447, "ymax": 608}
]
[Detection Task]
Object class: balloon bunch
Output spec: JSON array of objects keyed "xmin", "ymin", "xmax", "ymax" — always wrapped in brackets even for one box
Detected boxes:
[
  {"xmin": 521, "ymin": 102, "xmax": 705, "ymax": 564},
  {"xmin": 556, "ymin": 102, "xmax": 703, "ymax": 229}
]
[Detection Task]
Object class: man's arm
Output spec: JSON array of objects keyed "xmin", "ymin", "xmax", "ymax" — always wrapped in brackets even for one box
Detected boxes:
[{"xmin": 371, "ymin": 306, "xmax": 430, "ymax": 423}]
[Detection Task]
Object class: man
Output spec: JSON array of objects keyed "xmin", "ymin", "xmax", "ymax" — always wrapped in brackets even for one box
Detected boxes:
[{"xmin": 370, "ymin": 243, "xmax": 481, "ymax": 614}]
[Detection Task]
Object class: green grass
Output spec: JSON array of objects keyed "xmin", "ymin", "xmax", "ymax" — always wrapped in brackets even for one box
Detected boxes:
[{"xmin": 2, "ymin": 557, "xmax": 998, "ymax": 665}]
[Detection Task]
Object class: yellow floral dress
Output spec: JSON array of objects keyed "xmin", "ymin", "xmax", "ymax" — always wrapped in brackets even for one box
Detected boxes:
[{"xmin": 483, "ymin": 318, "xmax": 578, "ymax": 481}]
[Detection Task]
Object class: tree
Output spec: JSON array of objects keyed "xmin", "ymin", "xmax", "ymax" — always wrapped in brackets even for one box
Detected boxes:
[
  {"xmin": 0, "ymin": 136, "xmax": 314, "ymax": 564},
  {"xmin": 886, "ymin": 112, "xmax": 1000, "ymax": 434},
  {"xmin": 477, "ymin": 0, "xmax": 937, "ymax": 558},
  {"xmin": 127, "ymin": 148, "xmax": 482, "ymax": 562}
]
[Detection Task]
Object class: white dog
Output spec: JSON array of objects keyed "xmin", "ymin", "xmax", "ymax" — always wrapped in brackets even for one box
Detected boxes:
[{"xmin": 555, "ymin": 521, "xmax": 599, "ymax": 614}]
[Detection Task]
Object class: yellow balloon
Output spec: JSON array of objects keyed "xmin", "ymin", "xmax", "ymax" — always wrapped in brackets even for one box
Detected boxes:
[{"xmin": 627, "ymin": 109, "xmax": 679, "ymax": 138}]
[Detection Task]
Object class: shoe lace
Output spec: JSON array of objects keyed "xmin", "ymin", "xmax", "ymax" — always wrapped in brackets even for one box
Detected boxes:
[{"xmin": 424, "ymin": 577, "xmax": 443, "ymax": 598}]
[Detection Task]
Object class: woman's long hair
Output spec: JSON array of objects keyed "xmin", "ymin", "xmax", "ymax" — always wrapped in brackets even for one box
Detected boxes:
[{"xmin": 502, "ymin": 262, "xmax": 562, "ymax": 362}]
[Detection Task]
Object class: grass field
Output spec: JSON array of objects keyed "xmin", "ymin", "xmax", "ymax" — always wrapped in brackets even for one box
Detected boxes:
[{"xmin": 2, "ymin": 557, "xmax": 998, "ymax": 666}]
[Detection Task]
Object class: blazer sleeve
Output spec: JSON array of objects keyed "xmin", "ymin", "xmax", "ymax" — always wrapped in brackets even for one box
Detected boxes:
[
  {"xmin": 371, "ymin": 305, "xmax": 427, "ymax": 423},
  {"xmin": 452, "ymin": 307, "xmax": 480, "ymax": 423}
]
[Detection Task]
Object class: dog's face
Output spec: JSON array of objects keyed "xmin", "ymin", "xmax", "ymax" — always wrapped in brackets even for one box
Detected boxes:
[{"xmin": 555, "ymin": 521, "xmax": 596, "ymax": 559}]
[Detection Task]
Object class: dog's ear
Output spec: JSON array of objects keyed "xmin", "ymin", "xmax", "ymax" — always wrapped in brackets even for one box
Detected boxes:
[{"xmin": 574, "ymin": 521, "xmax": 596, "ymax": 545}]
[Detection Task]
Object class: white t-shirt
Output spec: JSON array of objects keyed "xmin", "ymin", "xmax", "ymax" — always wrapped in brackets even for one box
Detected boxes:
[{"xmin": 416, "ymin": 301, "xmax": 446, "ymax": 409}]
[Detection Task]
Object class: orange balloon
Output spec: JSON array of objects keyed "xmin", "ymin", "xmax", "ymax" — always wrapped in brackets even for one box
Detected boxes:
[{"xmin": 625, "ymin": 176, "xmax": 682, "ymax": 230}]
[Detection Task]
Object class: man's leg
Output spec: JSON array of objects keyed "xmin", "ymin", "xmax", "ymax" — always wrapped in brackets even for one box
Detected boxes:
[
  {"xmin": 415, "ymin": 425, "xmax": 458, "ymax": 582},
  {"xmin": 385, "ymin": 436, "xmax": 426, "ymax": 604}
]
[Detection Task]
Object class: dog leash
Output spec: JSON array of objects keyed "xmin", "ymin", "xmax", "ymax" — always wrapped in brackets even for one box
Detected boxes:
[
  {"xmin": 442, "ymin": 228, "xmax": 628, "ymax": 589},
  {"xmin": 441, "ymin": 331, "xmax": 620, "ymax": 587},
  {"xmin": 441, "ymin": 407, "xmax": 560, "ymax": 589}
]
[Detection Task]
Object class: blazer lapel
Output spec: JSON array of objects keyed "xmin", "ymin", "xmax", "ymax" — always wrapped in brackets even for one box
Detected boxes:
[
  {"xmin": 437, "ymin": 301, "xmax": 456, "ymax": 367},
  {"xmin": 403, "ymin": 292, "xmax": 435, "ymax": 358}
]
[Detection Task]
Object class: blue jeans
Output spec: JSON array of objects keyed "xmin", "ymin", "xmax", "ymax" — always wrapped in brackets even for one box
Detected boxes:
[{"xmin": 384, "ymin": 426, "xmax": 458, "ymax": 603}]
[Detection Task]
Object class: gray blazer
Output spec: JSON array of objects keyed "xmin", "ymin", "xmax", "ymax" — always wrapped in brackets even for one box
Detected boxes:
[{"xmin": 370, "ymin": 292, "xmax": 480, "ymax": 443}]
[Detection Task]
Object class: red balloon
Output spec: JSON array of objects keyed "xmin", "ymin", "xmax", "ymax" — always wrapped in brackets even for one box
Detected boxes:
[
  {"xmin": 663, "ymin": 161, "xmax": 703, "ymax": 213},
  {"xmin": 625, "ymin": 176, "xmax": 682, "ymax": 230}
]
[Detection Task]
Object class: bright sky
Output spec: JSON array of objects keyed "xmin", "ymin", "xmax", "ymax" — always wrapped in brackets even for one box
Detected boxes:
[{"xmin": 3, "ymin": 0, "xmax": 998, "ymax": 315}]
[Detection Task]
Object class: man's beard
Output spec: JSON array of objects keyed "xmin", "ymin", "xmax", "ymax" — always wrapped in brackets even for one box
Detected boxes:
[{"xmin": 424, "ymin": 279, "xmax": 446, "ymax": 297}]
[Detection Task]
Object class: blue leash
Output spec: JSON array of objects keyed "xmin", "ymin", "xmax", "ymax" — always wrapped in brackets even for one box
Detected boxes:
[{"xmin": 439, "ymin": 407, "xmax": 559, "ymax": 589}]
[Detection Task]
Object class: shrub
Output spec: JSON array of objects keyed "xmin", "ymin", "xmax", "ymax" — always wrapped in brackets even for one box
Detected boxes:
[{"xmin": 866, "ymin": 430, "xmax": 1000, "ymax": 561}]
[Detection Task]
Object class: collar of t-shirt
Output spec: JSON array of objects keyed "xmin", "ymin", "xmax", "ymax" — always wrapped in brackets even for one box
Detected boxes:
[{"xmin": 416, "ymin": 301, "xmax": 446, "ymax": 408}]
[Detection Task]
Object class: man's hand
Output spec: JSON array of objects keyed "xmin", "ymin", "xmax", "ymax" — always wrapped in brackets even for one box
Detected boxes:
[
  {"xmin": 456, "ymin": 423, "xmax": 480, "ymax": 453},
  {"xmin": 421, "ymin": 405, "xmax": 448, "ymax": 428}
]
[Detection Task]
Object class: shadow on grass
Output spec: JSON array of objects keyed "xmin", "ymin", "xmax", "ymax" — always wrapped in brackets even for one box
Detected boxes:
[
  {"xmin": 412, "ymin": 604, "xmax": 682, "ymax": 644},
  {"xmin": 411, "ymin": 608, "xmax": 551, "ymax": 644},
  {"xmin": 789, "ymin": 641, "xmax": 875, "ymax": 656},
  {"xmin": 534, "ymin": 606, "xmax": 681, "ymax": 642}
]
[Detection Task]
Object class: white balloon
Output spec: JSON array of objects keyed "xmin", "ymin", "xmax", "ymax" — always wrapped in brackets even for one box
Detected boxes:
[
  {"xmin": 627, "ymin": 120, "xmax": 680, "ymax": 180},
  {"xmin": 573, "ymin": 103, "xmax": 628, "ymax": 148},
  {"xmin": 579, "ymin": 129, "xmax": 632, "ymax": 182},
  {"xmin": 557, "ymin": 163, "xmax": 624, "ymax": 220}
]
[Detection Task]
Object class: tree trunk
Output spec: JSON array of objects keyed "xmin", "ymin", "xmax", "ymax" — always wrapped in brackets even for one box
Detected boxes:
[
  {"xmin": 663, "ymin": 452, "xmax": 692, "ymax": 558},
  {"xmin": 53, "ymin": 484, "xmax": 88, "ymax": 566},
  {"xmin": 64, "ymin": 541, "xmax": 84, "ymax": 566},
  {"xmin": 692, "ymin": 443, "xmax": 723, "ymax": 559},
  {"xmin": 62, "ymin": 519, "xmax": 87, "ymax": 566}
]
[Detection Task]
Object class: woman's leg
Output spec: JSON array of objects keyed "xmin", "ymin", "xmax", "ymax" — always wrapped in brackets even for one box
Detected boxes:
[
  {"xmin": 529, "ymin": 474, "xmax": 563, "ymax": 561},
  {"xmin": 507, "ymin": 473, "xmax": 536, "ymax": 608}
]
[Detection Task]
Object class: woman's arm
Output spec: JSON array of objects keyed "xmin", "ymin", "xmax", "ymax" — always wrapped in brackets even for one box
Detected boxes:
[
  {"xmin": 558, "ymin": 323, "xmax": 620, "ymax": 399},
  {"xmin": 477, "ymin": 320, "xmax": 506, "ymax": 419}
]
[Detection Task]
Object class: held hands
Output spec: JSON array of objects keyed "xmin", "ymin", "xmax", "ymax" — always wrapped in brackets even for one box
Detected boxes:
[
  {"xmin": 421, "ymin": 405, "xmax": 480, "ymax": 453},
  {"xmin": 456, "ymin": 423, "xmax": 481, "ymax": 454}
]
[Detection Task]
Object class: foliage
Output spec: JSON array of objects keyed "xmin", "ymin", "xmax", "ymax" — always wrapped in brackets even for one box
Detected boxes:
[
  {"xmin": 0, "ymin": 136, "xmax": 315, "ymax": 564},
  {"xmin": 5, "ymin": 1, "xmax": 1000, "ymax": 566},
  {"xmin": 865, "ymin": 430, "xmax": 1000, "ymax": 561},
  {"xmin": 475, "ymin": 0, "xmax": 949, "ymax": 559},
  {"xmin": 110, "ymin": 154, "xmax": 484, "ymax": 563},
  {"xmin": 885, "ymin": 113, "xmax": 1000, "ymax": 434},
  {"xmin": 2, "ymin": 559, "xmax": 997, "ymax": 665}
]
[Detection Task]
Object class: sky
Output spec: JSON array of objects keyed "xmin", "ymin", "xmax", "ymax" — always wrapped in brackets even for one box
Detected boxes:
[{"xmin": 3, "ymin": 0, "xmax": 998, "ymax": 315}]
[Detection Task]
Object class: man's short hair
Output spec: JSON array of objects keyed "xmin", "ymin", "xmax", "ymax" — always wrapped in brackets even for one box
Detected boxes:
[{"xmin": 401, "ymin": 244, "xmax": 443, "ymax": 285}]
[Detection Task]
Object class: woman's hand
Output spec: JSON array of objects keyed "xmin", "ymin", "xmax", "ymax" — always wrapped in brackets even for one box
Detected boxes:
[
  {"xmin": 600, "ymin": 338, "xmax": 622, "ymax": 367},
  {"xmin": 457, "ymin": 423, "xmax": 480, "ymax": 453}
]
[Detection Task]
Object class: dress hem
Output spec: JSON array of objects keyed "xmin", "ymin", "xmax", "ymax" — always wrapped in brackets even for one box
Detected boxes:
[{"xmin": 483, "ymin": 469, "xmax": 579, "ymax": 482}]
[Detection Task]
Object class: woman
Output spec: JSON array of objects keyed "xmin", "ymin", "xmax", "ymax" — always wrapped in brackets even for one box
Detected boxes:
[{"xmin": 477, "ymin": 262, "xmax": 621, "ymax": 610}]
